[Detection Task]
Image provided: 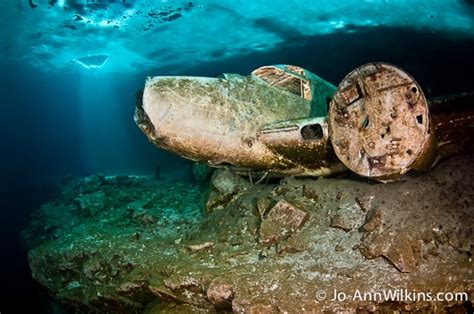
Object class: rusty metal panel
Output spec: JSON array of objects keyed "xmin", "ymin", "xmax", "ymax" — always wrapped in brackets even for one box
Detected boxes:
[
  {"xmin": 429, "ymin": 92, "xmax": 474, "ymax": 158},
  {"xmin": 257, "ymin": 117, "xmax": 337, "ymax": 169},
  {"xmin": 328, "ymin": 63, "xmax": 438, "ymax": 181}
]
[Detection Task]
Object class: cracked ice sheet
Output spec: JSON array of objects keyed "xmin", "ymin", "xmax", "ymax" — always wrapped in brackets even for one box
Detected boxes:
[{"xmin": 1, "ymin": 0, "xmax": 473, "ymax": 73}]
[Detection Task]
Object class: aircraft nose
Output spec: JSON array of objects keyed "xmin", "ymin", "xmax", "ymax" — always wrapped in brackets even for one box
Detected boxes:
[
  {"xmin": 134, "ymin": 89, "xmax": 156, "ymax": 142},
  {"xmin": 135, "ymin": 76, "xmax": 222, "ymax": 143}
]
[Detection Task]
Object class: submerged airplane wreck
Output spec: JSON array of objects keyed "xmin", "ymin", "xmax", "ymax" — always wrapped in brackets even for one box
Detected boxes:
[
  {"xmin": 136, "ymin": 64, "xmax": 341, "ymax": 178},
  {"xmin": 135, "ymin": 62, "xmax": 474, "ymax": 181},
  {"xmin": 24, "ymin": 63, "xmax": 474, "ymax": 312}
]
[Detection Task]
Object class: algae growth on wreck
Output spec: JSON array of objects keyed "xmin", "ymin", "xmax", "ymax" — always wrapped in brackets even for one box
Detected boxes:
[{"xmin": 1, "ymin": 0, "xmax": 474, "ymax": 312}]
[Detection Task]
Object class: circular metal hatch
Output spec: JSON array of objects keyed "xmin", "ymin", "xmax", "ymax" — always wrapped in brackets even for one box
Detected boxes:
[{"xmin": 328, "ymin": 63, "xmax": 437, "ymax": 180}]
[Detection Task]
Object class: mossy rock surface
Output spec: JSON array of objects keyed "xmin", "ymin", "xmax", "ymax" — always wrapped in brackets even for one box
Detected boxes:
[{"xmin": 24, "ymin": 155, "xmax": 474, "ymax": 312}]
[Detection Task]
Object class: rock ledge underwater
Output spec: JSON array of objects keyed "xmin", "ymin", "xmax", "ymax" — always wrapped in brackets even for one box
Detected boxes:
[{"xmin": 24, "ymin": 154, "xmax": 474, "ymax": 313}]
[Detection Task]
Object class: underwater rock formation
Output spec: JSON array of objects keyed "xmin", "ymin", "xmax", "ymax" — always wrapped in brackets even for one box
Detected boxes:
[
  {"xmin": 24, "ymin": 154, "xmax": 474, "ymax": 312},
  {"xmin": 259, "ymin": 199, "xmax": 308, "ymax": 247}
]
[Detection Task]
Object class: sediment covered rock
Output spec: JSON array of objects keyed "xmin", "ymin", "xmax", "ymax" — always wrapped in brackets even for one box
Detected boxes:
[
  {"xmin": 205, "ymin": 169, "xmax": 249, "ymax": 212},
  {"xmin": 24, "ymin": 154, "xmax": 474, "ymax": 312},
  {"xmin": 259, "ymin": 199, "xmax": 308, "ymax": 246}
]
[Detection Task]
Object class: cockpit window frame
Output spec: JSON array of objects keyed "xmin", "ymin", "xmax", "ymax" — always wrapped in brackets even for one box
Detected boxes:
[{"xmin": 251, "ymin": 65, "xmax": 312, "ymax": 101}]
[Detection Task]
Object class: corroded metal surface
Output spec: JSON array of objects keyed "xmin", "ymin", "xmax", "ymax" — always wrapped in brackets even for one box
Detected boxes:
[
  {"xmin": 136, "ymin": 62, "xmax": 473, "ymax": 181},
  {"xmin": 135, "ymin": 65, "xmax": 343, "ymax": 177},
  {"xmin": 257, "ymin": 117, "xmax": 343, "ymax": 175},
  {"xmin": 328, "ymin": 63, "xmax": 438, "ymax": 181},
  {"xmin": 252, "ymin": 66, "xmax": 312, "ymax": 101},
  {"xmin": 429, "ymin": 92, "xmax": 474, "ymax": 158}
]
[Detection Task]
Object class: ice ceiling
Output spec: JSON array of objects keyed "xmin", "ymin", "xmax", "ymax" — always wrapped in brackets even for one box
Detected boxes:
[{"xmin": 2, "ymin": 0, "xmax": 474, "ymax": 73}]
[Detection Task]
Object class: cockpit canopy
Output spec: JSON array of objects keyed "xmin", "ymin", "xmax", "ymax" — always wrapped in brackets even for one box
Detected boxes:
[
  {"xmin": 217, "ymin": 64, "xmax": 336, "ymax": 117},
  {"xmin": 251, "ymin": 65, "xmax": 312, "ymax": 101}
]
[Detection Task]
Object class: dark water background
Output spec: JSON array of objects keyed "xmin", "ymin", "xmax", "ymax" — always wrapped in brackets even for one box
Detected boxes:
[{"xmin": 1, "ymin": 25, "xmax": 474, "ymax": 311}]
